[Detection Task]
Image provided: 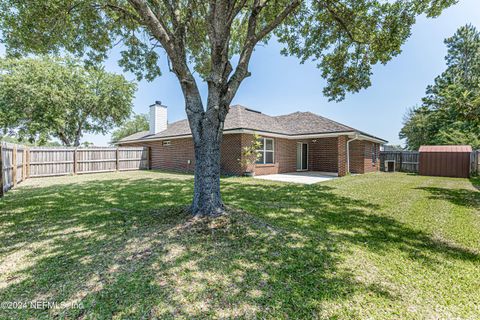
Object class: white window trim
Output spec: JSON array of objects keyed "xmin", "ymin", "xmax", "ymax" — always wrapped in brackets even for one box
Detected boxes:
[{"xmin": 256, "ymin": 137, "xmax": 275, "ymax": 164}]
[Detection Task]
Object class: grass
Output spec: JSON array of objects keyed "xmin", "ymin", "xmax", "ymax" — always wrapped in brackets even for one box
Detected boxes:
[{"xmin": 0, "ymin": 171, "xmax": 479, "ymax": 319}]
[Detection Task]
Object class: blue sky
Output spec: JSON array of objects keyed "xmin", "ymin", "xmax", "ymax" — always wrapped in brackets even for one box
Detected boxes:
[{"xmin": 3, "ymin": 0, "xmax": 480, "ymax": 146}]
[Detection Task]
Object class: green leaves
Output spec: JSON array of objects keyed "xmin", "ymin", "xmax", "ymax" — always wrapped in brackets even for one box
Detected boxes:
[
  {"xmin": 276, "ymin": 0, "xmax": 456, "ymax": 101},
  {"xmin": 0, "ymin": 56, "xmax": 136, "ymax": 146},
  {"xmin": 239, "ymin": 134, "xmax": 262, "ymax": 170},
  {"xmin": 400, "ymin": 24, "xmax": 480, "ymax": 150},
  {"xmin": 0, "ymin": 0, "xmax": 455, "ymax": 103},
  {"xmin": 111, "ymin": 113, "xmax": 149, "ymax": 144}
]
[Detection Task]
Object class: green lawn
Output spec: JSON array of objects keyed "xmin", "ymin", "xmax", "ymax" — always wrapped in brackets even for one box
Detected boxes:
[{"xmin": 0, "ymin": 171, "xmax": 479, "ymax": 319}]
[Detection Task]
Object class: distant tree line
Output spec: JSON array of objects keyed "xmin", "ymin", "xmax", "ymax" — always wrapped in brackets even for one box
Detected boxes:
[
  {"xmin": 110, "ymin": 114, "xmax": 149, "ymax": 145},
  {"xmin": 0, "ymin": 57, "xmax": 136, "ymax": 147},
  {"xmin": 400, "ymin": 24, "xmax": 480, "ymax": 150}
]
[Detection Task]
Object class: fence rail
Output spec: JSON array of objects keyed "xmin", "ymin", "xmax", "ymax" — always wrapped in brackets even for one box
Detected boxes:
[{"xmin": 1, "ymin": 143, "xmax": 149, "ymax": 197}]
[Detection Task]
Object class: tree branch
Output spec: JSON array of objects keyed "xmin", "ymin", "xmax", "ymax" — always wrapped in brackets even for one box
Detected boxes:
[
  {"xmin": 97, "ymin": 3, "xmax": 143, "ymax": 24},
  {"xmin": 225, "ymin": 0, "xmax": 300, "ymax": 104},
  {"xmin": 160, "ymin": 0, "xmax": 180, "ymax": 31},
  {"xmin": 127, "ymin": 0, "xmax": 204, "ymax": 119},
  {"xmin": 227, "ymin": 0, "xmax": 249, "ymax": 26},
  {"xmin": 127, "ymin": 0, "xmax": 174, "ymax": 56},
  {"xmin": 321, "ymin": 0, "xmax": 366, "ymax": 44},
  {"xmin": 205, "ymin": 0, "xmax": 242, "ymax": 112},
  {"xmin": 254, "ymin": 0, "xmax": 300, "ymax": 42}
]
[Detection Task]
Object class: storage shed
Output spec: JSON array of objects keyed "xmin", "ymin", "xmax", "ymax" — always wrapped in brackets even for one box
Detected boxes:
[{"xmin": 418, "ymin": 145, "xmax": 472, "ymax": 178}]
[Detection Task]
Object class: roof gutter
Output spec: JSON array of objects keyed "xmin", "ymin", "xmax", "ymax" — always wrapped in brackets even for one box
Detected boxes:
[
  {"xmin": 346, "ymin": 134, "xmax": 359, "ymax": 174},
  {"xmin": 356, "ymin": 134, "xmax": 387, "ymax": 144}
]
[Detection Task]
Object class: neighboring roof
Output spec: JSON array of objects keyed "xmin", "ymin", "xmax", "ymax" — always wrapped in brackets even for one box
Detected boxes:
[
  {"xmin": 120, "ymin": 130, "xmax": 150, "ymax": 142},
  {"xmin": 419, "ymin": 145, "xmax": 472, "ymax": 153},
  {"xmin": 119, "ymin": 105, "xmax": 387, "ymax": 143}
]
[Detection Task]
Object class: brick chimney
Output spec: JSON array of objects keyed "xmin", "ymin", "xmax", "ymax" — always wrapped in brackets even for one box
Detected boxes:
[{"xmin": 149, "ymin": 101, "xmax": 167, "ymax": 134}]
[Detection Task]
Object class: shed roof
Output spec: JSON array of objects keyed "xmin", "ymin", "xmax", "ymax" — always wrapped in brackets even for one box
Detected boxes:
[{"xmin": 419, "ymin": 145, "xmax": 472, "ymax": 153}]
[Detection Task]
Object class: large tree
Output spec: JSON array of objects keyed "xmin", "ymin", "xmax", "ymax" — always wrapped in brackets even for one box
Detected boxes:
[
  {"xmin": 0, "ymin": 0, "xmax": 455, "ymax": 215},
  {"xmin": 400, "ymin": 24, "xmax": 480, "ymax": 150},
  {"xmin": 0, "ymin": 57, "xmax": 136, "ymax": 146}
]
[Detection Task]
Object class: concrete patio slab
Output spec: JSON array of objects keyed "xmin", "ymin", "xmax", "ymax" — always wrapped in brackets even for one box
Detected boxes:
[{"xmin": 254, "ymin": 171, "xmax": 338, "ymax": 185}]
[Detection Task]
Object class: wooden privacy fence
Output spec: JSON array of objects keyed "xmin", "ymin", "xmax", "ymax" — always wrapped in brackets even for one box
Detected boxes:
[
  {"xmin": 1, "ymin": 143, "xmax": 149, "ymax": 197},
  {"xmin": 472, "ymin": 150, "xmax": 480, "ymax": 175},
  {"xmin": 380, "ymin": 151, "xmax": 419, "ymax": 173},
  {"xmin": 1, "ymin": 143, "xmax": 26, "ymax": 193},
  {"xmin": 478, "ymin": 151, "xmax": 480, "ymax": 174},
  {"xmin": 381, "ymin": 149, "xmax": 480, "ymax": 175}
]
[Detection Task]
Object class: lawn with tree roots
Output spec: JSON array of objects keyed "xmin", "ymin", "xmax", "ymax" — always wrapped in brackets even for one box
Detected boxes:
[{"xmin": 0, "ymin": 171, "xmax": 478, "ymax": 319}]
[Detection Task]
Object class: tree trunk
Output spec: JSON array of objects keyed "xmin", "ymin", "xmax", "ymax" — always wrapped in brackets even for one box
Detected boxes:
[
  {"xmin": 178, "ymin": 57, "xmax": 231, "ymax": 216},
  {"xmin": 190, "ymin": 118, "xmax": 225, "ymax": 216},
  {"xmin": 73, "ymin": 136, "xmax": 81, "ymax": 147},
  {"xmin": 57, "ymin": 131, "xmax": 72, "ymax": 147}
]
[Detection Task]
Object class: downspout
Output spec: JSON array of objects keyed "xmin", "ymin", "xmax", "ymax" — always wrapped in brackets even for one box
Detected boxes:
[{"xmin": 346, "ymin": 134, "xmax": 359, "ymax": 175}]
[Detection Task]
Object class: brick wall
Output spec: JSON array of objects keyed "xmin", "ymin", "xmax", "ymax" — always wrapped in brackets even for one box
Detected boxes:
[
  {"xmin": 240, "ymin": 135, "xmax": 340, "ymax": 175},
  {"xmin": 119, "ymin": 135, "xmax": 243, "ymax": 175},
  {"xmin": 363, "ymin": 141, "xmax": 380, "ymax": 173},
  {"xmin": 309, "ymin": 137, "xmax": 339, "ymax": 172},
  {"xmin": 349, "ymin": 140, "xmax": 365, "ymax": 174},
  {"xmin": 337, "ymin": 136, "xmax": 348, "ymax": 177},
  {"xmin": 240, "ymin": 134, "xmax": 296, "ymax": 175},
  {"xmin": 121, "ymin": 139, "xmax": 195, "ymax": 172},
  {"xmin": 349, "ymin": 140, "xmax": 380, "ymax": 174},
  {"xmin": 221, "ymin": 134, "xmax": 243, "ymax": 175},
  {"xmin": 120, "ymin": 133, "xmax": 379, "ymax": 176}
]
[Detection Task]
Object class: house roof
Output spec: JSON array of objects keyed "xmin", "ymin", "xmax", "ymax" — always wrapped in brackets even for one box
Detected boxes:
[
  {"xmin": 419, "ymin": 145, "xmax": 472, "ymax": 153},
  {"xmin": 119, "ymin": 105, "xmax": 387, "ymax": 143}
]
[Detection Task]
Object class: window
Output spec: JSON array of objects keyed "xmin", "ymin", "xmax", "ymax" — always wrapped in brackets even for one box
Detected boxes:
[
  {"xmin": 163, "ymin": 140, "xmax": 171, "ymax": 146},
  {"xmin": 371, "ymin": 145, "xmax": 377, "ymax": 164},
  {"xmin": 256, "ymin": 138, "xmax": 274, "ymax": 164}
]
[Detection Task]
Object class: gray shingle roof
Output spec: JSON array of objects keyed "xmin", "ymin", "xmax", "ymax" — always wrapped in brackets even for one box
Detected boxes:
[
  {"xmin": 274, "ymin": 111, "xmax": 354, "ymax": 135},
  {"xmin": 118, "ymin": 130, "xmax": 150, "ymax": 142},
  {"xmin": 118, "ymin": 105, "xmax": 386, "ymax": 143}
]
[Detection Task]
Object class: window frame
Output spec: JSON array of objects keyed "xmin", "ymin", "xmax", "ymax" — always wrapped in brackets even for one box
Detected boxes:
[
  {"xmin": 256, "ymin": 137, "xmax": 275, "ymax": 165},
  {"xmin": 371, "ymin": 144, "xmax": 377, "ymax": 164}
]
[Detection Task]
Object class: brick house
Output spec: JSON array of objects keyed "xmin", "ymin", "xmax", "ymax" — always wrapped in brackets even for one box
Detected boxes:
[{"xmin": 118, "ymin": 102, "xmax": 387, "ymax": 177}]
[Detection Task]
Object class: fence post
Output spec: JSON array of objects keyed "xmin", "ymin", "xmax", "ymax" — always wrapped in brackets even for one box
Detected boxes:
[
  {"xmin": 26, "ymin": 148, "xmax": 30, "ymax": 178},
  {"xmin": 0, "ymin": 143, "xmax": 3, "ymax": 197},
  {"xmin": 399, "ymin": 152, "xmax": 403, "ymax": 172},
  {"xmin": 116, "ymin": 147, "xmax": 120, "ymax": 171},
  {"xmin": 12, "ymin": 145, "xmax": 17, "ymax": 188},
  {"xmin": 473, "ymin": 150, "xmax": 479, "ymax": 175},
  {"xmin": 477, "ymin": 151, "xmax": 480, "ymax": 174},
  {"xmin": 73, "ymin": 148, "xmax": 78, "ymax": 175},
  {"xmin": 148, "ymin": 147, "xmax": 152, "ymax": 170},
  {"xmin": 22, "ymin": 149, "xmax": 26, "ymax": 183},
  {"xmin": 476, "ymin": 151, "xmax": 479, "ymax": 175}
]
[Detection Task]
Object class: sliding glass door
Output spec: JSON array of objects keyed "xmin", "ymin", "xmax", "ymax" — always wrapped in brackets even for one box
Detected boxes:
[{"xmin": 296, "ymin": 143, "xmax": 308, "ymax": 171}]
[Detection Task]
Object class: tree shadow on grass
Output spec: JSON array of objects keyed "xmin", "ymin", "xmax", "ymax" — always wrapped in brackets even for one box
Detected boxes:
[
  {"xmin": 470, "ymin": 176, "xmax": 480, "ymax": 190},
  {"xmin": 0, "ymin": 174, "xmax": 478, "ymax": 319},
  {"xmin": 222, "ymin": 181, "xmax": 479, "ymax": 263},
  {"xmin": 414, "ymin": 184, "xmax": 480, "ymax": 209}
]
